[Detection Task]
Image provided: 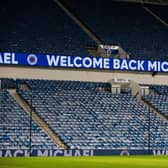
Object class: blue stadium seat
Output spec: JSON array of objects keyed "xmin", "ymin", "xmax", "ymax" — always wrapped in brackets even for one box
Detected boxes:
[
  {"xmin": 0, "ymin": 0, "xmax": 94, "ymax": 56},
  {"xmin": 17, "ymin": 79, "xmax": 168, "ymax": 150},
  {"xmin": 0, "ymin": 90, "xmax": 57, "ymax": 149},
  {"xmin": 64, "ymin": 0, "xmax": 168, "ymax": 60}
]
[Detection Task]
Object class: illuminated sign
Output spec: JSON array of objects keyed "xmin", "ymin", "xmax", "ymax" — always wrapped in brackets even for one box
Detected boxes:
[{"xmin": 0, "ymin": 52, "xmax": 168, "ymax": 72}]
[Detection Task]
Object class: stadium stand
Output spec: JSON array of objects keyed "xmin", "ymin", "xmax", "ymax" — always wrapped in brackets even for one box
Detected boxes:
[
  {"xmin": 63, "ymin": 0, "xmax": 168, "ymax": 60},
  {"xmin": 143, "ymin": 84, "xmax": 168, "ymax": 119},
  {"xmin": 16, "ymin": 79, "xmax": 168, "ymax": 150},
  {"xmin": 148, "ymin": 84, "xmax": 168, "ymax": 95},
  {"xmin": 144, "ymin": 95, "xmax": 168, "ymax": 118},
  {"xmin": 1, "ymin": 0, "xmax": 168, "ymax": 154},
  {"xmin": 0, "ymin": 89, "xmax": 57, "ymax": 149},
  {"xmin": 0, "ymin": 0, "xmax": 94, "ymax": 56}
]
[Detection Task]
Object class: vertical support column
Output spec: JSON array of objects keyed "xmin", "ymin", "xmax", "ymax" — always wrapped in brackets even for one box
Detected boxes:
[
  {"xmin": 29, "ymin": 91, "xmax": 32, "ymax": 156},
  {"xmin": 148, "ymin": 104, "xmax": 151, "ymax": 154}
]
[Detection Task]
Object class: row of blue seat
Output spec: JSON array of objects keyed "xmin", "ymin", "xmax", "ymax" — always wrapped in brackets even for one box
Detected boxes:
[
  {"xmin": 144, "ymin": 95, "xmax": 168, "ymax": 118},
  {"xmin": 1, "ymin": 0, "xmax": 167, "ymax": 61},
  {"xmin": 0, "ymin": 0, "xmax": 93, "ymax": 56},
  {"xmin": 1, "ymin": 79, "xmax": 168, "ymax": 150},
  {"xmin": 0, "ymin": 90, "xmax": 57, "ymax": 149},
  {"xmin": 149, "ymin": 84, "xmax": 168, "ymax": 95},
  {"xmin": 64, "ymin": 0, "xmax": 168, "ymax": 60},
  {"xmin": 17, "ymin": 79, "xmax": 168, "ymax": 150}
]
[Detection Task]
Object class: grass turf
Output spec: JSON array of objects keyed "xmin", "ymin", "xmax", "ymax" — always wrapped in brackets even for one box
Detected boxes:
[{"xmin": 0, "ymin": 156, "xmax": 168, "ymax": 168}]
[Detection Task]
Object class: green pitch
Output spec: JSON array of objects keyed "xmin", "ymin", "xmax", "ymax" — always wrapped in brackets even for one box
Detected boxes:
[{"xmin": 0, "ymin": 156, "xmax": 168, "ymax": 168}]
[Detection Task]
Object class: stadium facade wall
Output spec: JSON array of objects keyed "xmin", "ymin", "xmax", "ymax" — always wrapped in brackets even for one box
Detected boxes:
[{"xmin": 0, "ymin": 66, "xmax": 168, "ymax": 85}]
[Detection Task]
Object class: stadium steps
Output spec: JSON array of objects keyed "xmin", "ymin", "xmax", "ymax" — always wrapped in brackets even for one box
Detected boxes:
[
  {"xmin": 7, "ymin": 89, "xmax": 67, "ymax": 149},
  {"xmin": 140, "ymin": 96, "xmax": 168, "ymax": 123}
]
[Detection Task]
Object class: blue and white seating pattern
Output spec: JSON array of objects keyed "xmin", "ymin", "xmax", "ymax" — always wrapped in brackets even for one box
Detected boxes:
[
  {"xmin": 17, "ymin": 79, "xmax": 168, "ymax": 150},
  {"xmin": 0, "ymin": 90, "xmax": 57, "ymax": 149},
  {"xmin": 143, "ymin": 84, "xmax": 168, "ymax": 119},
  {"xmin": 144, "ymin": 95, "xmax": 168, "ymax": 118},
  {"xmin": 148, "ymin": 84, "xmax": 168, "ymax": 95}
]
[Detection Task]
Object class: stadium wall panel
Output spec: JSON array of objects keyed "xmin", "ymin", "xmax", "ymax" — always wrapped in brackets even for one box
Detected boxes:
[{"xmin": 0, "ymin": 66, "xmax": 168, "ymax": 85}]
